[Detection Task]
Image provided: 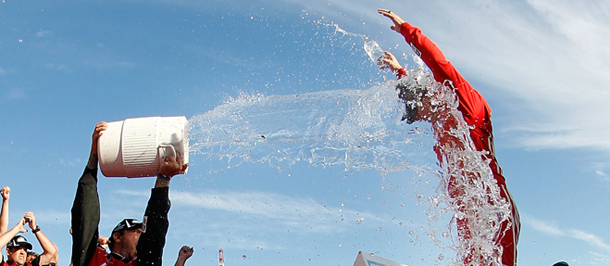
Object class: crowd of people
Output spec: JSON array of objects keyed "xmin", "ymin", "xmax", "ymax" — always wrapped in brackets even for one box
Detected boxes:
[
  {"xmin": 0, "ymin": 184, "xmax": 193, "ymax": 266},
  {"xmin": 0, "ymin": 121, "xmax": 193, "ymax": 266},
  {"xmin": 0, "ymin": 8, "xmax": 570, "ymax": 266},
  {"xmin": 0, "ymin": 186, "xmax": 57, "ymax": 266}
]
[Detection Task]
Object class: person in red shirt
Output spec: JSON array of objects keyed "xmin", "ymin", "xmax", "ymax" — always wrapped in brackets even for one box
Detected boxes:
[{"xmin": 378, "ymin": 8, "xmax": 520, "ymax": 266}]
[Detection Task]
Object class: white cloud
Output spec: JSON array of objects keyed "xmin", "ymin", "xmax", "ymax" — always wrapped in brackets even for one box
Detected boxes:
[
  {"xmin": 33, "ymin": 210, "xmax": 71, "ymax": 225},
  {"xmin": 590, "ymin": 252, "xmax": 610, "ymax": 265},
  {"xmin": 114, "ymin": 188, "xmax": 390, "ymax": 233},
  {"xmin": 525, "ymin": 216, "xmax": 564, "ymax": 236},
  {"xmin": 59, "ymin": 157, "xmax": 83, "ymax": 167},
  {"xmin": 170, "ymin": 189, "xmax": 385, "ymax": 233},
  {"xmin": 436, "ymin": 1, "xmax": 610, "ymax": 152},
  {"xmin": 525, "ymin": 215, "xmax": 610, "ymax": 252},
  {"xmin": 596, "ymin": 170, "xmax": 610, "ymax": 181},
  {"xmin": 570, "ymin": 229, "xmax": 610, "ymax": 251},
  {"xmin": 110, "ymin": 188, "xmax": 400, "ymax": 250},
  {"xmin": 115, "ymin": 189, "xmax": 149, "ymax": 197},
  {"xmin": 36, "ymin": 30, "xmax": 53, "ymax": 38},
  {"xmin": 2, "ymin": 88, "xmax": 26, "ymax": 101}
]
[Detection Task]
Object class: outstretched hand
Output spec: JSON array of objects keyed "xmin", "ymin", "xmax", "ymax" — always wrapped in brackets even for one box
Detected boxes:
[
  {"xmin": 378, "ymin": 9, "xmax": 406, "ymax": 33},
  {"xmin": 159, "ymin": 152, "xmax": 188, "ymax": 178},
  {"xmin": 380, "ymin": 51, "xmax": 403, "ymax": 72},
  {"xmin": 178, "ymin": 246, "xmax": 194, "ymax": 260},
  {"xmin": 16, "ymin": 217, "xmax": 27, "ymax": 233},
  {"xmin": 24, "ymin": 211, "xmax": 37, "ymax": 230}
]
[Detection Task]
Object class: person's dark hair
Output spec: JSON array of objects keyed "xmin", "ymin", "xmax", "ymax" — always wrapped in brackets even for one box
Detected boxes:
[
  {"xmin": 396, "ymin": 81, "xmax": 427, "ymax": 124},
  {"xmin": 107, "ymin": 231, "xmax": 124, "ymax": 250}
]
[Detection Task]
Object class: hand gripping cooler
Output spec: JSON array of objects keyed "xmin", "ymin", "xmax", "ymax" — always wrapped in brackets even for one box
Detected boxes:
[{"xmin": 98, "ymin": 116, "xmax": 189, "ymax": 178}]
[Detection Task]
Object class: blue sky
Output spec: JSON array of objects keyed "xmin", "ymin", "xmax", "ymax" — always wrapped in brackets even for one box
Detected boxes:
[{"xmin": 1, "ymin": 0, "xmax": 610, "ymax": 266}]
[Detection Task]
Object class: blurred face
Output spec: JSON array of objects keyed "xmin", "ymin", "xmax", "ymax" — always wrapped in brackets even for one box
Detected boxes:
[
  {"xmin": 7, "ymin": 247, "xmax": 28, "ymax": 266},
  {"xmin": 112, "ymin": 228, "xmax": 142, "ymax": 260}
]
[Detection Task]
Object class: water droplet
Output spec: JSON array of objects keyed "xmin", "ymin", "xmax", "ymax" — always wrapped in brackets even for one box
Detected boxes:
[{"xmin": 242, "ymin": 255, "xmax": 247, "ymax": 259}]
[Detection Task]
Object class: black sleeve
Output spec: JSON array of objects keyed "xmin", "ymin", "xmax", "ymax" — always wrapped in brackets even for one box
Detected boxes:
[
  {"xmin": 30, "ymin": 255, "xmax": 40, "ymax": 266},
  {"xmin": 71, "ymin": 167, "xmax": 101, "ymax": 266},
  {"xmin": 136, "ymin": 187, "xmax": 171, "ymax": 266}
]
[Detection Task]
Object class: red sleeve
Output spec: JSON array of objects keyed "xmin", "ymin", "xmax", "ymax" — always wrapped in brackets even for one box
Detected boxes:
[
  {"xmin": 396, "ymin": 68, "xmax": 407, "ymax": 79},
  {"xmin": 398, "ymin": 22, "xmax": 489, "ymax": 125}
]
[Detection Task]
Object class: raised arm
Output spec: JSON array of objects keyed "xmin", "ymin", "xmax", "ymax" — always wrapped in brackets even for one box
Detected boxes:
[
  {"xmin": 378, "ymin": 8, "xmax": 488, "ymax": 123},
  {"xmin": 155, "ymin": 152, "xmax": 189, "ymax": 188},
  {"xmin": 0, "ymin": 217, "xmax": 26, "ymax": 247},
  {"xmin": 136, "ymin": 152, "xmax": 188, "ymax": 266},
  {"xmin": 1, "ymin": 186, "xmax": 9, "ymax": 234},
  {"xmin": 173, "ymin": 246, "xmax": 194, "ymax": 266},
  {"xmin": 380, "ymin": 51, "xmax": 407, "ymax": 79},
  {"xmin": 378, "ymin": 8, "xmax": 456, "ymax": 82},
  {"xmin": 71, "ymin": 122, "xmax": 107, "ymax": 266},
  {"xmin": 24, "ymin": 212, "xmax": 57, "ymax": 265}
]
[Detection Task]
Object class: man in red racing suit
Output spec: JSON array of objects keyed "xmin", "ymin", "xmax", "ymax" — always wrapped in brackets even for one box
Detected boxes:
[{"xmin": 378, "ymin": 8, "xmax": 520, "ymax": 266}]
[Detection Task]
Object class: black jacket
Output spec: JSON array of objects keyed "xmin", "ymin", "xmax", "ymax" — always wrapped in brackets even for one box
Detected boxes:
[{"xmin": 71, "ymin": 167, "xmax": 170, "ymax": 266}]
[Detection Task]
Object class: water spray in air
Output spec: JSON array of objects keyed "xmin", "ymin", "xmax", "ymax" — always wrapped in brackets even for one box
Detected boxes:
[{"xmin": 187, "ymin": 22, "xmax": 511, "ymax": 266}]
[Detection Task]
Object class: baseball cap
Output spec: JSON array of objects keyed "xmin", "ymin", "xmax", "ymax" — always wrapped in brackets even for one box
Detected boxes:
[
  {"xmin": 111, "ymin": 219, "xmax": 142, "ymax": 234},
  {"xmin": 7, "ymin": 235, "xmax": 33, "ymax": 250}
]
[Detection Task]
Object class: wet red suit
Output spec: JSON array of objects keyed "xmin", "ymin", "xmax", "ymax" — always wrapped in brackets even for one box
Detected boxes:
[{"xmin": 397, "ymin": 22, "xmax": 520, "ymax": 266}]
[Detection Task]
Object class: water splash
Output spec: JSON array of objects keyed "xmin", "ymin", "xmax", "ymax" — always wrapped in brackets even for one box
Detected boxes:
[
  {"xmin": 188, "ymin": 22, "xmax": 511, "ymax": 266},
  {"xmin": 363, "ymin": 37, "xmax": 385, "ymax": 67},
  {"xmin": 331, "ymin": 23, "xmax": 386, "ymax": 67},
  {"xmin": 189, "ymin": 78, "xmax": 431, "ymax": 175}
]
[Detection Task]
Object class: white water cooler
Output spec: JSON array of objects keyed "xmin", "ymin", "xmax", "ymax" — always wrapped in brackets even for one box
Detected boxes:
[{"xmin": 98, "ymin": 116, "xmax": 189, "ymax": 178}]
